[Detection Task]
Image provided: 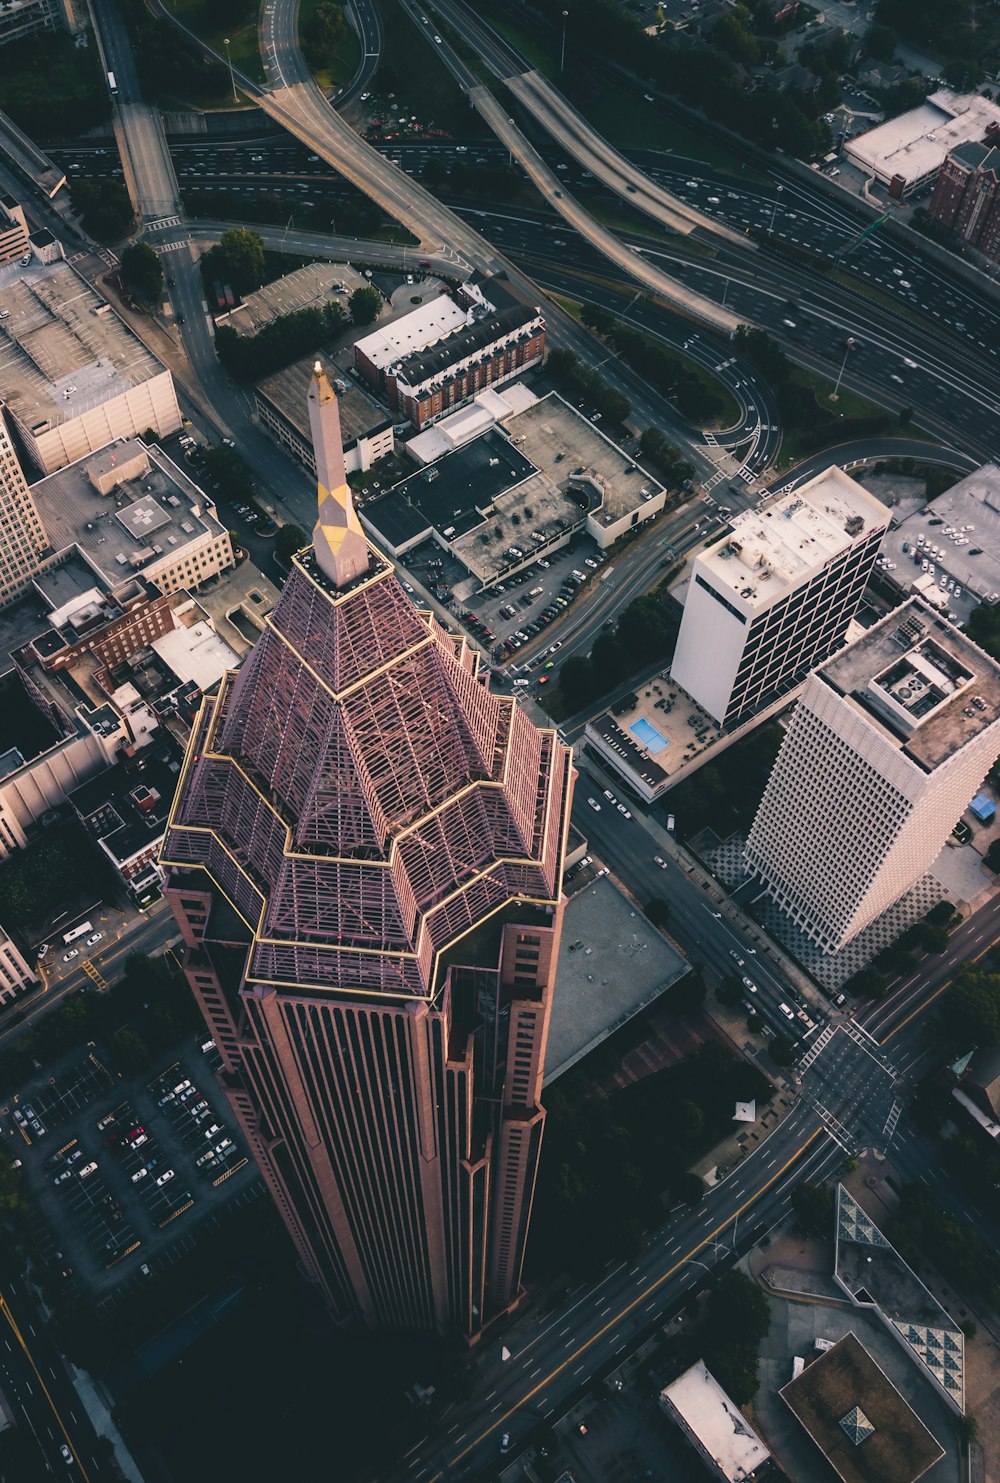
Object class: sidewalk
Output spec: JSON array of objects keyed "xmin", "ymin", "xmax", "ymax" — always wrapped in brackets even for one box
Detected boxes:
[
  {"xmin": 576, "ymin": 747, "xmax": 822, "ymax": 1007},
  {"xmin": 66, "ymin": 1363, "xmax": 146, "ymax": 1483}
]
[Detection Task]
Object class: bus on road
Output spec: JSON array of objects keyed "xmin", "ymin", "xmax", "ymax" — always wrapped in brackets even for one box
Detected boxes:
[
  {"xmin": 108, "ymin": 71, "xmax": 118, "ymax": 96},
  {"xmin": 62, "ymin": 921, "xmax": 93, "ymax": 946}
]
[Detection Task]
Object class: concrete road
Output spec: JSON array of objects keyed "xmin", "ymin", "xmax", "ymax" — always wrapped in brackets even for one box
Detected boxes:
[
  {"xmin": 90, "ymin": 0, "xmax": 180, "ymax": 224},
  {"xmin": 425, "ymin": 0, "xmax": 747, "ymax": 251},
  {"xmin": 0, "ymin": 1274, "xmax": 115, "ymax": 1481},
  {"xmin": 392, "ymin": 1111, "xmax": 839, "ymax": 1481},
  {"xmin": 0, "ymin": 902, "xmax": 181, "ymax": 1050}
]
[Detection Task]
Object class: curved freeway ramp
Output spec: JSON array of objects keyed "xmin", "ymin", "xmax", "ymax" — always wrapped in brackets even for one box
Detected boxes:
[
  {"xmin": 471, "ymin": 85, "xmax": 742, "ymax": 337},
  {"xmin": 427, "ymin": 0, "xmax": 748, "ymax": 250},
  {"xmin": 507, "ymin": 70, "xmax": 748, "ymax": 249}
]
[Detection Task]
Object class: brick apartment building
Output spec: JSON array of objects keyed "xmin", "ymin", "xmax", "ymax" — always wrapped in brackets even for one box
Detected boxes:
[
  {"xmin": 928, "ymin": 136, "xmax": 1000, "ymax": 262},
  {"xmin": 354, "ymin": 277, "xmax": 545, "ymax": 430}
]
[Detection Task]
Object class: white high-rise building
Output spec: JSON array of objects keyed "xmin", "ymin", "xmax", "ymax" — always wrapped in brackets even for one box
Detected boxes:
[
  {"xmin": 0, "ymin": 408, "xmax": 48, "ymax": 607},
  {"xmin": 745, "ymin": 599, "xmax": 1000, "ymax": 953},
  {"xmin": 671, "ymin": 468, "xmax": 889, "ymax": 728}
]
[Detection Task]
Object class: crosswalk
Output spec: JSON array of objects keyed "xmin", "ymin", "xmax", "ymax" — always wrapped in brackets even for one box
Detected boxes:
[
  {"xmin": 798, "ymin": 1022, "xmax": 835, "ymax": 1073},
  {"xmin": 146, "ymin": 214, "xmax": 183, "ymax": 233},
  {"xmin": 882, "ymin": 1099, "xmax": 903, "ymax": 1144},
  {"xmin": 153, "ymin": 237, "xmax": 190, "ymax": 255},
  {"xmin": 703, "ymin": 431, "xmax": 718, "ymax": 447}
]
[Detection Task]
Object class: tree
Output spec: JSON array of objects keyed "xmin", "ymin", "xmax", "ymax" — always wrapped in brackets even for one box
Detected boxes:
[
  {"xmin": 557, "ymin": 655, "xmax": 600, "ymax": 711},
  {"xmin": 790, "ymin": 1179, "xmax": 834, "ymax": 1236},
  {"xmin": 275, "ymin": 523, "xmax": 308, "ymax": 565},
  {"xmin": 303, "ymin": 0, "xmax": 348, "ymax": 70},
  {"xmin": 198, "ymin": 446, "xmax": 257, "ymax": 505},
  {"xmin": 665, "ymin": 970, "xmax": 707, "ymax": 1018},
  {"xmin": 675, "ymin": 1171, "xmax": 704, "ymax": 1204},
  {"xmin": 111, "ymin": 1028, "xmax": 152, "ymax": 1077},
  {"xmin": 217, "ymin": 227, "xmax": 266, "ymax": 294},
  {"xmin": 422, "ymin": 157, "xmax": 448, "ymax": 190},
  {"xmin": 770, "ymin": 1033, "xmax": 796, "ymax": 1067},
  {"xmin": 956, "ymin": 1414, "xmax": 979, "ymax": 1447},
  {"xmin": 120, "ymin": 242, "xmax": 164, "ymax": 304},
  {"xmin": 350, "ymin": 286, "xmax": 383, "ymax": 326},
  {"xmin": 644, "ymin": 897, "xmax": 671, "ymax": 930},
  {"xmin": 986, "ymin": 838, "xmax": 1000, "ymax": 873},
  {"xmin": 72, "ymin": 180, "xmax": 134, "ymax": 243},
  {"xmin": 864, "ymin": 22, "xmax": 897, "ymax": 61},
  {"xmin": 940, "ymin": 970, "xmax": 1000, "ymax": 1050},
  {"xmin": 716, "ymin": 975, "xmax": 744, "ymax": 1007}
]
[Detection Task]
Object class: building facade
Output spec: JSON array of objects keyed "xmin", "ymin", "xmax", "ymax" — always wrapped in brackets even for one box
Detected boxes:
[
  {"xmin": 0, "ymin": 923, "xmax": 34, "ymax": 1003},
  {"xmin": 745, "ymin": 600, "xmax": 1000, "ymax": 952},
  {"xmin": 161, "ymin": 368, "xmax": 573, "ymax": 1337},
  {"xmin": 388, "ymin": 307, "xmax": 545, "ymax": 430},
  {"xmin": 0, "ymin": 0, "xmax": 79, "ymax": 46},
  {"xmin": 0, "ymin": 409, "xmax": 49, "ymax": 608},
  {"xmin": 0, "ymin": 195, "xmax": 29, "ymax": 265},
  {"xmin": 671, "ymin": 468, "xmax": 888, "ymax": 729},
  {"xmin": 928, "ymin": 141, "xmax": 1000, "ymax": 263}
]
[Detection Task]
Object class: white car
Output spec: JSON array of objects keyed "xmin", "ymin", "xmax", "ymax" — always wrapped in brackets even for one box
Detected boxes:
[
  {"xmin": 654, "ymin": 856, "xmax": 667, "ymax": 869},
  {"xmin": 587, "ymin": 798, "xmax": 601, "ymax": 811},
  {"xmin": 156, "ymin": 1169, "xmax": 175, "ymax": 1186},
  {"xmin": 79, "ymin": 1162, "xmax": 98, "ymax": 1178},
  {"xmin": 62, "ymin": 949, "xmax": 79, "ymax": 963},
  {"xmin": 617, "ymin": 803, "xmax": 631, "ymax": 818},
  {"xmin": 60, "ymin": 1444, "xmax": 73, "ymax": 1464},
  {"xmin": 85, "ymin": 931, "xmax": 102, "ymax": 947},
  {"xmin": 778, "ymin": 1002, "xmax": 795, "ymax": 1021},
  {"xmin": 131, "ymin": 1168, "xmax": 149, "ymax": 1183}
]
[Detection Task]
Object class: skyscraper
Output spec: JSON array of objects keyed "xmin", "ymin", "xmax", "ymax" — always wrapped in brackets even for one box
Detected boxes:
[
  {"xmin": 161, "ymin": 366, "xmax": 573, "ymax": 1336},
  {"xmin": 670, "ymin": 469, "xmax": 888, "ymax": 729},
  {"xmin": 745, "ymin": 599, "xmax": 1000, "ymax": 953},
  {"xmin": 0, "ymin": 408, "xmax": 48, "ymax": 608}
]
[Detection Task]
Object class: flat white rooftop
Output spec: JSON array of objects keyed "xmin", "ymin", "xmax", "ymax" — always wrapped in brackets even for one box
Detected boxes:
[
  {"xmin": 354, "ymin": 295, "xmax": 468, "ymax": 372},
  {"xmin": 845, "ymin": 89, "xmax": 1000, "ymax": 185},
  {"xmin": 699, "ymin": 467, "xmax": 888, "ymax": 612},
  {"xmin": 0, "ymin": 260, "xmax": 163, "ymax": 434},
  {"xmin": 661, "ymin": 1361, "xmax": 770, "ymax": 1482},
  {"xmin": 151, "ymin": 621, "xmax": 239, "ymax": 691}
]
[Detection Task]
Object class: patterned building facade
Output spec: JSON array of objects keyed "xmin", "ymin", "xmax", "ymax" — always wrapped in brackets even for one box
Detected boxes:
[{"xmin": 161, "ymin": 368, "xmax": 573, "ymax": 1336}]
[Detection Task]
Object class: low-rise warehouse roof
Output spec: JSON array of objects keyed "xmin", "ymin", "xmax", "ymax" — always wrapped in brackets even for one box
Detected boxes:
[
  {"xmin": 0, "ymin": 261, "xmax": 162, "ymax": 434},
  {"xmin": 780, "ymin": 1333, "xmax": 944, "ymax": 1483}
]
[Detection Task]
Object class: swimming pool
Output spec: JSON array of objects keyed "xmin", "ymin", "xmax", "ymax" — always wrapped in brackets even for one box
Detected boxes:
[{"xmin": 630, "ymin": 717, "xmax": 669, "ymax": 753}]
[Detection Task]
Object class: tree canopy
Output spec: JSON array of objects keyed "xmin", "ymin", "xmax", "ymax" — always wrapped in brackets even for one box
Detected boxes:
[
  {"xmin": 72, "ymin": 181, "xmax": 135, "ymax": 244},
  {"xmin": 120, "ymin": 243, "xmax": 164, "ymax": 304},
  {"xmin": 350, "ymin": 286, "xmax": 383, "ymax": 326},
  {"xmin": 216, "ymin": 227, "xmax": 267, "ymax": 294}
]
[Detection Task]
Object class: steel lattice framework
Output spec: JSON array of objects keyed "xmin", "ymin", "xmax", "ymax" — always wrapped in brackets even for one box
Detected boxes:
[{"xmin": 163, "ymin": 527, "xmax": 572, "ymax": 1333}]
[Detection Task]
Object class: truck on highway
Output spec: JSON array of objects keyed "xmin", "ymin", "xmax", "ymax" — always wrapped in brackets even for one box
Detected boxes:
[{"xmin": 107, "ymin": 71, "xmax": 118, "ymax": 96}]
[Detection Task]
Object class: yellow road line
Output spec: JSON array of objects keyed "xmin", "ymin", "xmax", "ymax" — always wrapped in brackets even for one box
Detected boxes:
[
  {"xmin": 435, "ymin": 1126, "xmax": 823, "ymax": 1479},
  {"xmin": 0, "ymin": 1298, "xmax": 91, "ymax": 1482},
  {"xmin": 879, "ymin": 929, "xmax": 1000, "ymax": 1044}
]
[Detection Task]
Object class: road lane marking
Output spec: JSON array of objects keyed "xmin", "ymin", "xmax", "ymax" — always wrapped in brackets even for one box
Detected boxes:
[{"xmin": 429, "ymin": 1125, "xmax": 824, "ymax": 1481}]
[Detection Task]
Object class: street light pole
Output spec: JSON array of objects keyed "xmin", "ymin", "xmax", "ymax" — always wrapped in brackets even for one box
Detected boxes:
[
  {"xmin": 767, "ymin": 183, "xmax": 783, "ymax": 237},
  {"xmin": 560, "ymin": 9, "xmax": 569, "ymax": 71},
  {"xmin": 224, "ymin": 37, "xmax": 237, "ymax": 104},
  {"xmin": 831, "ymin": 339, "xmax": 852, "ymax": 400}
]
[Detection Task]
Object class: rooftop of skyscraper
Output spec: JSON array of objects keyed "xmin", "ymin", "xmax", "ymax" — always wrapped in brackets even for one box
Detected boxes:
[
  {"xmin": 818, "ymin": 597, "xmax": 1000, "ymax": 771},
  {"xmin": 31, "ymin": 439, "xmax": 226, "ymax": 588},
  {"xmin": 696, "ymin": 468, "xmax": 889, "ymax": 611},
  {"xmin": 0, "ymin": 260, "xmax": 164, "ymax": 434}
]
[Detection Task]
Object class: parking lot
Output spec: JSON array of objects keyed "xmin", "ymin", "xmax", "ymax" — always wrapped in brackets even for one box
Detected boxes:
[
  {"xmin": 9, "ymin": 1038, "xmax": 253, "ymax": 1295},
  {"xmin": 461, "ymin": 537, "xmax": 610, "ymax": 667}
]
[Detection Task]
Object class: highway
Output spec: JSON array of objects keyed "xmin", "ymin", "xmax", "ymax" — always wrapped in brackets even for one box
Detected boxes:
[
  {"xmin": 0, "ymin": 1275, "xmax": 114, "ymax": 1481},
  {"xmin": 89, "ymin": 0, "xmax": 180, "ymax": 224},
  {"xmin": 424, "ymin": 0, "xmax": 748, "ymax": 248},
  {"xmin": 401, "ymin": 1111, "xmax": 839, "ymax": 1481}
]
